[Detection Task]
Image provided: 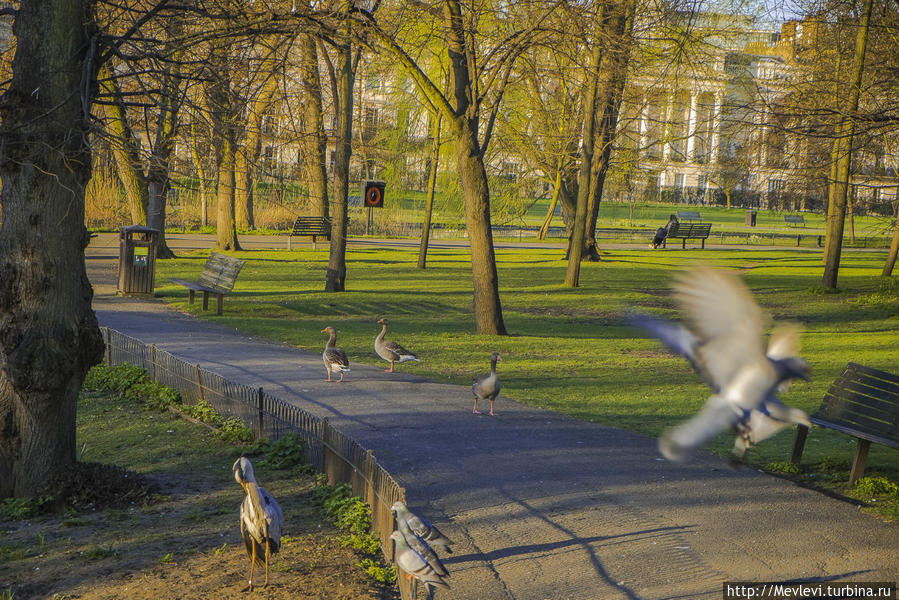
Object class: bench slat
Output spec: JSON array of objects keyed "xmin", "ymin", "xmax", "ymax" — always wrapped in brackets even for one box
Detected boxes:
[
  {"xmin": 847, "ymin": 362, "xmax": 899, "ymax": 387},
  {"xmin": 290, "ymin": 216, "xmax": 331, "ymax": 236},
  {"xmin": 820, "ymin": 386, "xmax": 899, "ymax": 418},
  {"xmin": 823, "ymin": 380, "xmax": 899, "ymax": 415},
  {"xmin": 808, "ymin": 417, "xmax": 899, "ymax": 449},
  {"xmin": 813, "ymin": 408, "xmax": 899, "ymax": 442}
]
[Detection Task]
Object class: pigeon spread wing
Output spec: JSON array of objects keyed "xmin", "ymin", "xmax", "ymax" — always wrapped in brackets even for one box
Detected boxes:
[{"xmin": 672, "ymin": 267, "xmax": 769, "ymax": 392}]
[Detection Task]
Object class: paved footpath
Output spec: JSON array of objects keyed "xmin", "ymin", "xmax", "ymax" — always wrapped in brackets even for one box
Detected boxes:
[{"xmin": 86, "ymin": 234, "xmax": 898, "ymax": 600}]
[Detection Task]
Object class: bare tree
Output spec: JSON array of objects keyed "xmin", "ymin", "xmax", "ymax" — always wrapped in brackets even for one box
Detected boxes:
[
  {"xmin": 359, "ymin": 0, "xmax": 557, "ymax": 333},
  {"xmin": 822, "ymin": 0, "xmax": 875, "ymax": 288}
]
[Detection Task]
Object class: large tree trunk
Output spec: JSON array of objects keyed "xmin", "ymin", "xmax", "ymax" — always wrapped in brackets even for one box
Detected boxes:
[
  {"xmin": 565, "ymin": 41, "xmax": 603, "ymax": 287},
  {"xmin": 146, "ymin": 50, "xmax": 182, "ymax": 260},
  {"xmin": 418, "ymin": 111, "xmax": 441, "ymax": 269},
  {"xmin": 215, "ymin": 129, "xmax": 242, "ymax": 251},
  {"xmin": 99, "ymin": 64, "xmax": 148, "ymax": 225},
  {"xmin": 236, "ymin": 74, "xmax": 278, "ymax": 231},
  {"xmin": 299, "ymin": 31, "xmax": 330, "ymax": 219},
  {"xmin": 189, "ymin": 112, "xmax": 210, "ymax": 227},
  {"xmin": 883, "ymin": 198, "xmax": 899, "ymax": 276},
  {"xmin": 454, "ymin": 125, "xmax": 507, "ymax": 334},
  {"xmin": 822, "ymin": 0, "xmax": 873, "ymax": 288},
  {"xmin": 444, "ymin": 0, "xmax": 506, "ymax": 334},
  {"xmin": 0, "ymin": 0, "xmax": 105, "ymax": 498},
  {"xmin": 206, "ymin": 39, "xmax": 242, "ymax": 252},
  {"xmin": 326, "ymin": 19, "xmax": 353, "ymax": 292}
]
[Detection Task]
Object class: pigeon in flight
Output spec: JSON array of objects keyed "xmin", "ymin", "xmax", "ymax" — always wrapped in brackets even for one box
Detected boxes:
[{"xmin": 631, "ymin": 267, "xmax": 810, "ymax": 461}]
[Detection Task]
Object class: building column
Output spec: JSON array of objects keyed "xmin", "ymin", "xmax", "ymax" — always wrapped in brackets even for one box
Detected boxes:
[
  {"xmin": 710, "ymin": 92, "xmax": 723, "ymax": 164},
  {"xmin": 686, "ymin": 92, "xmax": 699, "ymax": 161},
  {"xmin": 638, "ymin": 92, "xmax": 648, "ymax": 151},
  {"xmin": 662, "ymin": 91, "xmax": 674, "ymax": 161}
]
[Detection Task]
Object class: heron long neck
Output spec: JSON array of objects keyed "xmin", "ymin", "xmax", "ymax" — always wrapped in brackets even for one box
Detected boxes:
[{"xmin": 245, "ymin": 482, "xmax": 267, "ymax": 529}]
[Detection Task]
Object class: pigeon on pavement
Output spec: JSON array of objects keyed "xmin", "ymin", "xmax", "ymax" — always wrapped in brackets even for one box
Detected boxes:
[
  {"xmin": 391, "ymin": 501, "xmax": 453, "ymax": 554},
  {"xmin": 631, "ymin": 267, "xmax": 810, "ymax": 460},
  {"xmin": 390, "ymin": 530, "xmax": 450, "ymax": 590}
]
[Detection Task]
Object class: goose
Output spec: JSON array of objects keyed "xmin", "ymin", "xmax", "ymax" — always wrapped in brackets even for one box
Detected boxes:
[
  {"xmin": 472, "ymin": 352, "xmax": 501, "ymax": 416},
  {"xmin": 321, "ymin": 326, "xmax": 350, "ymax": 382},
  {"xmin": 233, "ymin": 457, "xmax": 283, "ymax": 591},
  {"xmin": 631, "ymin": 267, "xmax": 810, "ymax": 461},
  {"xmin": 374, "ymin": 318, "xmax": 419, "ymax": 373}
]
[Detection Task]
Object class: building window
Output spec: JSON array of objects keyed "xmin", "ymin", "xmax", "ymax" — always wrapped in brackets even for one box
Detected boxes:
[
  {"xmin": 363, "ymin": 107, "xmax": 379, "ymax": 137},
  {"xmin": 768, "ymin": 179, "xmax": 784, "ymax": 194}
]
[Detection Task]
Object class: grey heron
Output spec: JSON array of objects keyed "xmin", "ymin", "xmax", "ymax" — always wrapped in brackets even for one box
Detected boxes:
[{"xmin": 233, "ymin": 456, "xmax": 283, "ymax": 591}]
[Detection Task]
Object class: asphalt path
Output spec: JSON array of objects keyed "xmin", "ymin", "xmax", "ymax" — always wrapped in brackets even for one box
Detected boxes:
[{"xmin": 85, "ymin": 233, "xmax": 898, "ymax": 600}]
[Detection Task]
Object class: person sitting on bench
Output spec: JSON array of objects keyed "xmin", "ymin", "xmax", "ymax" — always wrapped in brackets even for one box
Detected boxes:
[{"xmin": 652, "ymin": 214, "xmax": 679, "ymax": 249}]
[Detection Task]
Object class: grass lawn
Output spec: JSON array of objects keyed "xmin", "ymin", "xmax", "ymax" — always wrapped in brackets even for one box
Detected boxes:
[
  {"xmin": 153, "ymin": 243, "xmax": 899, "ymax": 520},
  {"xmin": 348, "ymin": 194, "xmax": 891, "ymax": 238},
  {"xmin": 0, "ymin": 383, "xmax": 395, "ymax": 599}
]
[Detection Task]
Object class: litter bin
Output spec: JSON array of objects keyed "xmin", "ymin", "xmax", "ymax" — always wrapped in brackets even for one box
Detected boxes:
[
  {"xmin": 745, "ymin": 210, "xmax": 757, "ymax": 227},
  {"xmin": 118, "ymin": 225, "xmax": 158, "ymax": 296}
]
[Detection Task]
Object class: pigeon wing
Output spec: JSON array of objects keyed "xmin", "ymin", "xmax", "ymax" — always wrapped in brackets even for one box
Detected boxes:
[
  {"xmin": 660, "ymin": 396, "xmax": 740, "ymax": 461},
  {"xmin": 629, "ymin": 313, "xmax": 716, "ymax": 389},
  {"xmin": 672, "ymin": 268, "xmax": 769, "ymax": 390}
]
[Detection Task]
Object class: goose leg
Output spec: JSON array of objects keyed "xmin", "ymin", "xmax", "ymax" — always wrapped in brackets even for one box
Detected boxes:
[
  {"xmin": 247, "ymin": 542, "xmax": 257, "ymax": 592},
  {"xmin": 473, "ymin": 397, "xmax": 481, "ymax": 414},
  {"xmin": 386, "ymin": 361, "xmax": 395, "ymax": 373},
  {"xmin": 489, "ymin": 398, "xmax": 497, "ymax": 416},
  {"xmin": 263, "ymin": 539, "xmax": 270, "ymax": 588},
  {"xmin": 327, "ymin": 370, "xmax": 332, "ymax": 382}
]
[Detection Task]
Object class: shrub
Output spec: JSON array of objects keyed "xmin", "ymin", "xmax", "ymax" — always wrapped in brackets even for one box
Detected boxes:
[
  {"xmin": 182, "ymin": 400, "xmax": 223, "ymax": 427},
  {"xmin": 357, "ymin": 558, "xmax": 397, "ymax": 584},
  {"xmin": 218, "ymin": 417, "xmax": 254, "ymax": 443},
  {"xmin": 125, "ymin": 380, "xmax": 182, "ymax": 411},
  {"xmin": 259, "ymin": 434, "xmax": 307, "ymax": 470},
  {"xmin": 765, "ymin": 461, "xmax": 801, "ymax": 475},
  {"xmin": 854, "ymin": 476, "xmax": 899, "ymax": 497},
  {"xmin": 83, "ymin": 363, "xmax": 148, "ymax": 395},
  {"xmin": 0, "ymin": 497, "xmax": 46, "ymax": 521}
]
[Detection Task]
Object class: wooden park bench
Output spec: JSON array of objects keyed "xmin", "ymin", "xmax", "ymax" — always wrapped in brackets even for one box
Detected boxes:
[
  {"xmin": 169, "ymin": 252, "xmax": 245, "ymax": 316},
  {"xmin": 287, "ymin": 216, "xmax": 331, "ymax": 250},
  {"xmin": 663, "ymin": 222, "xmax": 713, "ymax": 249},
  {"xmin": 791, "ymin": 362, "xmax": 899, "ymax": 484},
  {"xmin": 784, "ymin": 214, "xmax": 806, "ymax": 227},
  {"xmin": 677, "ymin": 210, "xmax": 702, "ymax": 222}
]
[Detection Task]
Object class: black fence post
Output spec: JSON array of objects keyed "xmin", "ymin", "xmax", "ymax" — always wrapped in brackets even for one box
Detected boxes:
[{"xmin": 256, "ymin": 386, "xmax": 265, "ymax": 440}]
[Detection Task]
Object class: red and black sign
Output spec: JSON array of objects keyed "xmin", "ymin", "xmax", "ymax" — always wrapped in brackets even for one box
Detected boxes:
[{"xmin": 363, "ymin": 180, "xmax": 385, "ymax": 208}]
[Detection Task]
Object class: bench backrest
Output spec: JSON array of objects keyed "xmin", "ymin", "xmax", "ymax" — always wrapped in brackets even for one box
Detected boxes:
[
  {"xmin": 668, "ymin": 223, "xmax": 711, "ymax": 237},
  {"xmin": 784, "ymin": 215, "xmax": 805, "ymax": 224},
  {"xmin": 198, "ymin": 252, "xmax": 245, "ymax": 292},
  {"xmin": 290, "ymin": 216, "xmax": 331, "ymax": 236},
  {"xmin": 813, "ymin": 362, "xmax": 899, "ymax": 447},
  {"xmin": 677, "ymin": 210, "xmax": 701, "ymax": 221}
]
